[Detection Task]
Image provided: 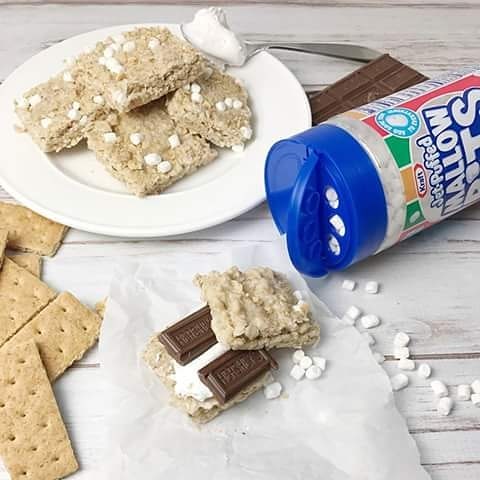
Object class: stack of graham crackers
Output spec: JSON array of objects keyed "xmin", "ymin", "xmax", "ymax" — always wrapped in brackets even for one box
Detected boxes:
[{"xmin": 0, "ymin": 201, "xmax": 103, "ymax": 479}]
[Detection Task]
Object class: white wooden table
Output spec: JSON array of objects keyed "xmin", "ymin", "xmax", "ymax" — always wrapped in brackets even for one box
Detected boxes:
[{"xmin": 1, "ymin": 2, "xmax": 479, "ymax": 479}]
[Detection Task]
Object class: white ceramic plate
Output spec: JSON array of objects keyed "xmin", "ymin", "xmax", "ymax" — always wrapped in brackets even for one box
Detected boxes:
[{"xmin": 0, "ymin": 24, "xmax": 311, "ymax": 237}]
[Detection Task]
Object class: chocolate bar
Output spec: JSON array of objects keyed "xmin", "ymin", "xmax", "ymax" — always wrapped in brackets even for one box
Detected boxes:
[
  {"xmin": 198, "ymin": 349, "xmax": 278, "ymax": 404},
  {"xmin": 309, "ymin": 54, "xmax": 428, "ymax": 125},
  {"xmin": 158, "ymin": 305, "xmax": 217, "ymax": 365}
]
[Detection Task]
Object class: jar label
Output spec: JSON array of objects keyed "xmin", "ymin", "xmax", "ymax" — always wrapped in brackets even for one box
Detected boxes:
[{"xmin": 345, "ymin": 67, "xmax": 480, "ymax": 241}]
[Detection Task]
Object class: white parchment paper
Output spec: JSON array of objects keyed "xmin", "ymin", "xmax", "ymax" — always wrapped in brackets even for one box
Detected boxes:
[{"xmin": 98, "ymin": 241, "xmax": 430, "ymax": 480}]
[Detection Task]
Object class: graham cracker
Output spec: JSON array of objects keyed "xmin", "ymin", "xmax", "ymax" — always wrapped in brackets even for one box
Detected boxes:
[
  {"xmin": 0, "ymin": 258, "xmax": 56, "ymax": 347},
  {"xmin": 0, "ymin": 229, "xmax": 7, "ymax": 269},
  {"xmin": 0, "ymin": 202, "xmax": 68, "ymax": 256},
  {"xmin": 4, "ymin": 292, "xmax": 102, "ymax": 381},
  {"xmin": 8, "ymin": 253, "xmax": 42, "ymax": 278},
  {"xmin": 0, "ymin": 341, "xmax": 78, "ymax": 480},
  {"xmin": 95, "ymin": 297, "xmax": 107, "ymax": 319}
]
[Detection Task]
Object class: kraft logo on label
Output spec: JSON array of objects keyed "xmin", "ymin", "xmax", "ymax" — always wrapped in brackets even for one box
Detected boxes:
[{"xmin": 376, "ymin": 107, "xmax": 420, "ymax": 138}]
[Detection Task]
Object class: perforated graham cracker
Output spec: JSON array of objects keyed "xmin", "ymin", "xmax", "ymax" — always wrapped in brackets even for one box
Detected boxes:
[
  {"xmin": 0, "ymin": 229, "xmax": 7, "ymax": 269},
  {"xmin": 8, "ymin": 254, "xmax": 42, "ymax": 278},
  {"xmin": 0, "ymin": 202, "xmax": 68, "ymax": 256},
  {"xmin": 4, "ymin": 292, "xmax": 102, "ymax": 381},
  {"xmin": 0, "ymin": 258, "xmax": 56, "ymax": 347},
  {"xmin": 0, "ymin": 340, "xmax": 78, "ymax": 480}
]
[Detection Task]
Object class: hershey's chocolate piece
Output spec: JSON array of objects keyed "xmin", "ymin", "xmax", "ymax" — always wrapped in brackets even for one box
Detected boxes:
[
  {"xmin": 309, "ymin": 54, "xmax": 428, "ymax": 125},
  {"xmin": 158, "ymin": 305, "xmax": 217, "ymax": 365},
  {"xmin": 198, "ymin": 349, "xmax": 278, "ymax": 405}
]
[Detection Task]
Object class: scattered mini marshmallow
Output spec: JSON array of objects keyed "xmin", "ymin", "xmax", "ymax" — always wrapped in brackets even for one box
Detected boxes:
[
  {"xmin": 471, "ymin": 379, "xmax": 480, "ymax": 394},
  {"xmin": 472, "ymin": 393, "xmax": 480, "ymax": 407},
  {"xmin": 292, "ymin": 350, "xmax": 305, "ymax": 364},
  {"xmin": 148, "ymin": 38, "xmax": 160, "ymax": 50},
  {"xmin": 437, "ymin": 397, "xmax": 454, "ymax": 416},
  {"xmin": 240, "ymin": 126, "xmax": 253, "ymax": 140},
  {"xmin": 129, "ymin": 133, "xmax": 143, "ymax": 146},
  {"xmin": 342, "ymin": 279, "xmax": 356, "ymax": 291},
  {"xmin": 93, "ymin": 95, "xmax": 105, "ymax": 105},
  {"xmin": 157, "ymin": 160, "xmax": 172, "ymax": 174},
  {"xmin": 457, "ymin": 384, "xmax": 472, "ymax": 401},
  {"xmin": 79, "ymin": 115, "xmax": 88, "ymax": 126},
  {"xmin": 110, "ymin": 42, "xmax": 121, "ymax": 52},
  {"xmin": 144, "ymin": 153, "xmax": 162, "ymax": 166},
  {"xmin": 398, "ymin": 358, "xmax": 415, "ymax": 371},
  {"xmin": 263, "ymin": 381, "xmax": 282, "ymax": 400},
  {"xmin": 28, "ymin": 94, "xmax": 42, "ymax": 107},
  {"xmin": 112, "ymin": 33, "xmax": 126, "ymax": 44},
  {"xmin": 103, "ymin": 46, "xmax": 115, "ymax": 58},
  {"xmin": 290, "ymin": 364, "xmax": 305, "ymax": 381},
  {"xmin": 365, "ymin": 281, "xmax": 379, "ymax": 294},
  {"xmin": 372, "ymin": 351, "xmax": 385, "ymax": 364},
  {"xmin": 345, "ymin": 306, "xmax": 361, "ymax": 323},
  {"xmin": 224, "ymin": 97, "xmax": 233, "ymax": 108},
  {"xmin": 417, "ymin": 363, "xmax": 432, "ymax": 379},
  {"xmin": 191, "ymin": 92, "xmax": 203, "ymax": 103},
  {"xmin": 63, "ymin": 71, "xmax": 73, "ymax": 82},
  {"xmin": 112, "ymin": 89, "xmax": 127, "ymax": 107},
  {"xmin": 72, "ymin": 101, "xmax": 81, "ymax": 110},
  {"xmin": 361, "ymin": 314, "xmax": 380, "ymax": 329},
  {"xmin": 391, "ymin": 373, "xmax": 409, "ymax": 391},
  {"xmin": 215, "ymin": 101, "xmax": 226, "ymax": 112},
  {"xmin": 394, "ymin": 347, "xmax": 410, "ymax": 359},
  {"xmin": 233, "ymin": 99, "xmax": 243, "ymax": 109},
  {"xmin": 122, "ymin": 40, "xmax": 136, "ymax": 53},
  {"xmin": 190, "ymin": 83, "xmax": 201, "ymax": 94},
  {"xmin": 305, "ymin": 365, "xmax": 322, "ymax": 380},
  {"xmin": 232, "ymin": 144, "xmax": 245, "ymax": 153},
  {"xmin": 67, "ymin": 108, "xmax": 81, "ymax": 121},
  {"xmin": 362, "ymin": 332, "xmax": 376, "ymax": 346},
  {"xmin": 168, "ymin": 133, "xmax": 181, "ymax": 149},
  {"xmin": 40, "ymin": 117, "xmax": 52, "ymax": 129},
  {"xmin": 105, "ymin": 57, "xmax": 124, "ymax": 74},
  {"xmin": 16, "ymin": 97, "xmax": 29, "ymax": 108},
  {"xmin": 312, "ymin": 357, "xmax": 327, "ymax": 370},
  {"xmin": 431, "ymin": 380, "xmax": 449, "ymax": 398},
  {"xmin": 98, "ymin": 56, "xmax": 107, "ymax": 66},
  {"xmin": 394, "ymin": 332, "xmax": 410, "ymax": 348},
  {"xmin": 293, "ymin": 290, "xmax": 303, "ymax": 301},
  {"xmin": 103, "ymin": 132, "xmax": 117, "ymax": 144},
  {"xmin": 299, "ymin": 356, "xmax": 313, "ymax": 370}
]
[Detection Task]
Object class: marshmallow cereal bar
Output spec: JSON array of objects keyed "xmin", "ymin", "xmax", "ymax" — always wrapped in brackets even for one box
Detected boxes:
[
  {"xmin": 72, "ymin": 27, "xmax": 207, "ymax": 113},
  {"xmin": 86, "ymin": 99, "xmax": 218, "ymax": 196},
  {"xmin": 167, "ymin": 68, "xmax": 252, "ymax": 149}
]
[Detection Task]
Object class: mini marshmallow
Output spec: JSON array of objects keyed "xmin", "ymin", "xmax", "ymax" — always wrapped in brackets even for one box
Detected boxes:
[
  {"xmin": 79, "ymin": 115, "xmax": 88, "ymax": 126},
  {"xmin": 168, "ymin": 133, "xmax": 181, "ymax": 149},
  {"xmin": 394, "ymin": 347, "xmax": 410, "ymax": 359},
  {"xmin": 112, "ymin": 90, "xmax": 127, "ymax": 107},
  {"xmin": 148, "ymin": 38, "xmax": 160, "ymax": 50},
  {"xmin": 144, "ymin": 153, "xmax": 162, "ymax": 166},
  {"xmin": 232, "ymin": 144, "xmax": 245, "ymax": 153},
  {"xmin": 305, "ymin": 365, "xmax": 322, "ymax": 380},
  {"xmin": 157, "ymin": 160, "xmax": 173, "ymax": 174},
  {"xmin": 98, "ymin": 56, "xmax": 107, "ymax": 66},
  {"xmin": 365, "ymin": 281, "xmax": 379, "ymax": 294},
  {"xmin": 391, "ymin": 373, "xmax": 409, "ymax": 391},
  {"xmin": 103, "ymin": 46, "xmax": 115, "ymax": 58},
  {"xmin": 290, "ymin": 364, "xmax": 305, "ymax": 381},
  {"xmin": 106, "ymin": 58, "xmax": 124, "ymax": 74},
  {"xmin": 263, "ymin": 381, "xmax": 282, "ymax": 400},
  {"xmin": 224, "ymin": 97, "xmax": 233, "ymax": 108},
  {"xmin": 457, "ymin": 384, "xmax": 471, "ymax": 401},
  {"xmin": 398, "ymin": 358, "xmax": 415, "ymax": 371},
  {"xmin": 417, "ymin": 363, "xmax": 432, "ymax": 379},
  {"xmin": 72, "ymin": 101, "xmax": 81, "ymax": 110},
  {"xmin": 394, "ymin": 332, "xmax": 410, "ymax": 348},
  {"xmin": 293, "ymin": 290, "xmax": 303, "ymax": 301},
  {"xmin": 63, "ymin": 71, "xmax": 73, "ymax": 82},
  {"xmin": 67, "ymin": 108, "xmax": 81, "ymax": 121},
  {"xmin": 129, "ymin": 133, "xmax": 143, "ymax": 146},
  {"xmin": 372, "ymin": 351, "xmax": 385, "ymax": 364},
  {"xmin": 362, "ymin": 332, "xmax": 375, "ymax": 346},
  {"xmin": 431, "ymin": 380, "xmax": 448, "ymax": 398},
  {"xmin": 361, "ymin": 314, "xmax": 380, "ymax": 329},
  {"xmin": 341, "ymin": 279, "xmax": 356, "ymax": 291},
  {"xmin": 299, "ymin": 356, "xmax": 313, "ymax": 370},
  {"xmin": 16, "ymin": 97, "xmax": 29, "ymax": 109},
  {"xmin": 240, "ymin": 126, "xmax": 253, "ymax": 140},
  {"xmin": 103, "ymin": 132, "xmax": 117, "ymax": 144},
  {"xmin": 28, "ymin": 94, "xmax": 42, "ymax": 107},
  {"xmin": 112, "ymin": 33, "xmax": 126, "ymax": 44},
  {"xmin": 233, "ymin": 99, "xmax": 243, "ymax": 109},
  {"xmin": 191, "ymin": 92, "xmax": 203, "ymax": 103},
  {"xmin": 345, "ymin": 305, "xmax": 361, "ymax": 322},
  {"xmin": 183, "ymin": 84, "xmax": 191, "ymax": 92},
  {"xmin": 93, "ymin": 95, "xmax": 105, "ymax": 105},
  {"xmin": 122, "ymin": 40, "xmax": 136, "ymax": 53},
  {"xmin": 215, "ymin": 101, "xmax": 226, "ymax": 112},
  {"xmin": 40, "ymin": 117, "xmax": 52, "ymax": 129},
  {"xmin": 190, "ymin": 83, "xmax": 201, "ymax": 94},
  {"xmin": 472, "ymin": 393, "xmax": 480, "ymax": 406},
  {"xmin": 110, "ymin": 43, "xmax": 121, "ymax": 53},
  {"xmin": 471, "ymin": 379, "xmax": 480, "ymax": 394},
  {"xmin": 437, "ymin": 397, "xmax": 453, "ymax": 416},
  {"xmin": 292, "ymin": 350, "xmax": 305, "ymax": 364},
  {"xmin": 312, "ymin": 357, "xmax": 326, "ymax": 370}
]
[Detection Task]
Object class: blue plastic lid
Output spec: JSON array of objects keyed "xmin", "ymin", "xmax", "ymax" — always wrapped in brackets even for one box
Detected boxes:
[{"xmin": 265, "ymin": 124, "xmax": 388, "ymax": 277}]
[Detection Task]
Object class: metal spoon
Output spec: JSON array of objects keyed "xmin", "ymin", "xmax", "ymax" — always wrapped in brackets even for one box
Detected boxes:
[{"xmin": 180, "ymin": 24, "xmax": 381, "ymax": 65}]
